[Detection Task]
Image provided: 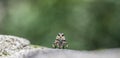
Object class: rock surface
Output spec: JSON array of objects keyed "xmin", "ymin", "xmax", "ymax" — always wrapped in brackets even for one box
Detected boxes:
[
  {"xmin": 0, "ymin": 35, "xmax": 120, "ymax": 58},
  {"xmin": 10, "ymin": 48, "xmax": 120, "ymax": 58},
  {"xmin": 0, "ymin": 35, "xmax": 33, "ymax": 57}
]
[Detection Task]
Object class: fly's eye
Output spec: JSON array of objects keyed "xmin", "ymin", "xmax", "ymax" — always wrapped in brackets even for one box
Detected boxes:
[{"xmin": 58, "ymin": 34, "xmax": 60, "ymax": 36}]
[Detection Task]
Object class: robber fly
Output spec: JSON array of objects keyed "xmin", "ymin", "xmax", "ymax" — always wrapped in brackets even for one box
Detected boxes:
[{"xmin": 52, "ymin": 33, "xmax": 68, "ymax": 49}]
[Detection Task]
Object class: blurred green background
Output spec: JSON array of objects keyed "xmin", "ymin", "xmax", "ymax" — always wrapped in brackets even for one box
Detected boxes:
[{"xmin": 0, "ymin": 0, "xmax": 120, "ymax": 50}]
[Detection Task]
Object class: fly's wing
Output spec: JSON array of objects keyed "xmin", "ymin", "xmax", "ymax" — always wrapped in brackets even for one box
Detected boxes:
[{"xmin": 52, "ymin": 39, "xmax": 60, "ymax": 48}]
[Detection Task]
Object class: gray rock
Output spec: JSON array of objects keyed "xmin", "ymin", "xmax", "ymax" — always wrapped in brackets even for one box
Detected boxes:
[
  {"xmin": 0, "ymin": 35, "xmax": 120, "ymax": 58},
  {"xmin": 9, "ymin": 48, "xmax": 120, "ymax": 58},
  {"xmin": 0, "ymin": 35, "xmax": 31, "ymax": 57}
]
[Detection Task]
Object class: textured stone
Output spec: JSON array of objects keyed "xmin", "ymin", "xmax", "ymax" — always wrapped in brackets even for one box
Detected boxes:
[
  {"xmin": 0, "ymin": 35, "xmax": 31, "ymax": 57},
  {"xmin": 0, "ymin": 35, "xmax": 120, "ymax": 58}
]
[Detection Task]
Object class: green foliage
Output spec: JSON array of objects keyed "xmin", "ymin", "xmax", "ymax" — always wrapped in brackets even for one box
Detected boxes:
[{"xmin": 0, "ymin": 0, "xmax": 120, "ymax": 50}]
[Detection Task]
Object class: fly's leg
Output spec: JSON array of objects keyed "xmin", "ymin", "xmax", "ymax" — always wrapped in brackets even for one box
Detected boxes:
[
  {"xmin": 52, "ymin": 43, "xmax": 57, "ymax": 48},
  {"xmin": 63, "ymin": 41, "xmax": 68, "ymax": 49}
]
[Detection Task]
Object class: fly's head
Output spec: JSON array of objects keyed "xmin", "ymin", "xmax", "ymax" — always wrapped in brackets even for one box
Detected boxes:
[{"xmin": 56, "ymin": 33, "xmax": 65, "ymax": 40}]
